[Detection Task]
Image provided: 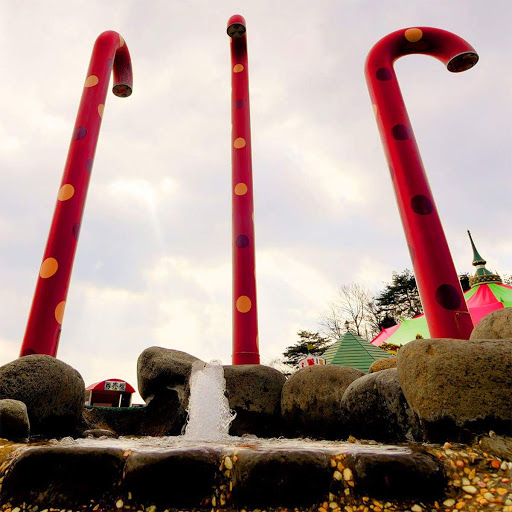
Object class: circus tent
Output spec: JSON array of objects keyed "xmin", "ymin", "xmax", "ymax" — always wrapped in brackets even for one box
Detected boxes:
[{"xmin": 372, "ymin": 232, "xmax": 512, "ymax": 347}]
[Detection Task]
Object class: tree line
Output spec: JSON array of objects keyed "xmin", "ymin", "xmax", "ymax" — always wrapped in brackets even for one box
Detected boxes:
[{"xmin": 277, "ymin": 268, "xmax": 505, "ymax": 371}]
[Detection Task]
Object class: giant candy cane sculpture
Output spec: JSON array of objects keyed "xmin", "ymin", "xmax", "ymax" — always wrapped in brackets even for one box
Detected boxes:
[
  {"xmin": 365, "ymin": 27, "xmax": 477, "ymax": 339},
  {"xmin": 227, "ymin": 15, "xmax": 260, "ymax": 364},
  {"xmin": 21, "ymin": 31, "xmax": 133, "ymax": 357}
]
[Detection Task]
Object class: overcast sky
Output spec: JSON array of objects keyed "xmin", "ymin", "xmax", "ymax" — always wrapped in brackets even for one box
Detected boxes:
[{"xmin": 0, "ymin": 1, "xmax": 509, "ymax": 402}]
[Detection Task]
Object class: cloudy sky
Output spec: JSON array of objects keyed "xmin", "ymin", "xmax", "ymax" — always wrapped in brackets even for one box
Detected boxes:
[{"xmin": 0, "ymin": 1, "xmax": 509, "ymax": 402}]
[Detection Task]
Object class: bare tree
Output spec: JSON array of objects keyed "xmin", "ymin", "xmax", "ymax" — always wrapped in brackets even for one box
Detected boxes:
[{"xmin": 320, "ymin": 283, "xmax": 380, "ymax": 341}]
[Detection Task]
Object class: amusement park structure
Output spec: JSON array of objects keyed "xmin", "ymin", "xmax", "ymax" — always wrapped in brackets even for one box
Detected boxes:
[
  {"xmin": 20, "ymin": 32, "xmax": 133, "ymax": 357},
  {"xmin": 18, "ymin": 22, "xmax": 483, "ymax": 361},
  {"xmin": 365, "ymin": 27, "xmax": 477, "ymax": 340},
  {"xmin": 228, "ymin": 15, "xmax": 260, "ymax": 364}
]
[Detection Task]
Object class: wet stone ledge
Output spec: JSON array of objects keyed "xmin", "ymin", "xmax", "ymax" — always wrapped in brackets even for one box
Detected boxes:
[{"xmin": 0, "ymin": 437, "xmax": 511, "ymax": 511}]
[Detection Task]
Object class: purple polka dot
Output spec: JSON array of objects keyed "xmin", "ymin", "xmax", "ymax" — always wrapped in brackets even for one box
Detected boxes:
[
  {"xmin": 86, "ymin": 159, "xmax": 94, "ymax": 173},
  {"xmin": 74, "ymin": 126, "xmax": 87, "ymax": 140},
  {"xmin": 72, "ymin": 223, "xmax": 81, "ymax": 240},
  {"xmin": 392, "ymin": 124, "xmax": 410, "ymax": 140},
  {"xmin": 234, "ymin": 100, "xmax": 245, "ymax": 109},
  {"xmin": 236, "ymin": 234, "xmax": 250, "ymax": 248},
  {"xmin": 408, "ymin": 244, "xmax": 416, "ymax": 264},
  {"xmin": 388, "ymin": 164, "xmax": 395, "ymax": 180},
  {"xmin": 376, "ymin": 68, "xmax": 393, "ymax": 80},
  {"xmin": 107, "ymin": 58, "xmax": 113, "ymax": 69},
  {"xmin": 435, "ymin": 284, "xmax": 461, "ymax": 310},
  {"xmin": 411, "ymin": 195, "xmax": 433, "ymax": 215}
]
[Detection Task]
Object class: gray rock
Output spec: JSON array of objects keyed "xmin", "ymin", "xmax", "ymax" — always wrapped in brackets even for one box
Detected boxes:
[
  {"xmin": 369, "ymin": 356, "xmax": 397, "ymax": 373},
  {"xmin": 397, "ymin": 338, "xmax": 512, "ymax": 441},
  {"xmin": 346, "ymin": 451, "xmax": 446, "ymax": 499},
  {"xmin": 477, "ymin": 434, "xmax": 512, "ymax": 461},
  {"xmin": 471, "ymin": 307, "xmax": 512, "ymax": 340},
  {"xmin": 0, "ymin": 446, "xmax": 125, "ymax": 507},
  {"xmin": 0, "ymin": 399, "xmax": 30, "ymax": 440},
  {"xmin": 281, "ymin": 365, "xmax": 364, "ymax": 439},
  {"xmin": 137, "ymin": 346, "xmax": 201, "ymax": 402},
  {"xmin": 223, "ymin": 364, "xmax": 286, "ymax": 437},
  {"xmin": 82, "ymin": 428, "xmax": 118, "ymax": 438},
  {"xmin": 122, "ymin": 448, "xmax": 220, "ymax": 508},
  {"xmin": 341, "ymin": 369, "xmax": 421, "ymax": 442},
  {"xmin": 231, "ymin": 450, "xmax": 331, "ymax": 508},
  {"xmin": 0, "ymin": 355, "xmax": 85, "ymax": 437}
]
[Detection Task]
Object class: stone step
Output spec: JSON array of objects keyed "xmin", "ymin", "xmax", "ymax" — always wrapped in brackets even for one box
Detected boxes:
[{"xmin": 0, "ymin": 444, "xmax": 447, "ymax": 510}]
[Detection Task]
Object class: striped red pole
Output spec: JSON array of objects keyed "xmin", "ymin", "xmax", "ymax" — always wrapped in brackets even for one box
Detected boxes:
[
  {"xmin": 21, "ymin": 31, "xmax": 133, "ymax": 357},
  {"xmin": 228, "ymin": 15, "xmax": 260, "ymax": 364},
  {"xmin": 365, "ymin": 27, "xmax": 476, "ymax": 339}
]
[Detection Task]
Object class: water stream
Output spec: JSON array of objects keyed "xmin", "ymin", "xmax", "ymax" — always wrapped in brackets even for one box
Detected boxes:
[{"xmin": 183, "ymin": 360, "xmax": 236, "ymax": 441}]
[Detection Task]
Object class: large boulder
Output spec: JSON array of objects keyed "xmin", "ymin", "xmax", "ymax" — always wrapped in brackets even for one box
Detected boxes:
[
  {"xmin": 397, "ymin": 338, "xmax": 512, "ymax": 442},
  {"xmin": 341, "ymin": 369, "xmax": 421, "ymax": 443},
  {"xmin": 223, "ymin": 365, "xmax": 286, "ymax": 437},
  {"xmin": 136, "ymin": 347, "xmax": 203, "ymax": 435},
  {"xmin": 471, "ymin": 308, "xmax": 512, "ymax": 340},
  {"xmin": 0, "ymin": 355, "xmax": 85, "ymax": 437},
  {"xmin": 137, "ymin": 347, "xmax": 202, "ymax": 402},
  {"xmin": 369, "ymin": 356, "xmax": 397, "ymax": 373},
  {"xmin": 281, "ymin": 365, "xmax": 364, "ymax": 439},
  {"xmin": 0, "ymin": 399, "xmax": 30, "ymax": 440}
]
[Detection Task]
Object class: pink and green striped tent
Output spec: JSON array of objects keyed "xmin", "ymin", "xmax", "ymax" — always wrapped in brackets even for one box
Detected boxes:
[{"xmin": 371, "ymin": 282, "xmax": 512, "ymax": 347}]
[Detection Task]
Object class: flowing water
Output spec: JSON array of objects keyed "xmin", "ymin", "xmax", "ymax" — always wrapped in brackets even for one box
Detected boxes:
[{"xmin": 183, "ymin": 360, "xmax": 236, "ymax": 441}]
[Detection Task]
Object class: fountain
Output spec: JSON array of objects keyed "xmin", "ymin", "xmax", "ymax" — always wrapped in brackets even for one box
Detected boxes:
[{"xmin": 184, "ymin": 361, "xmax": 236, "ymax": 441}]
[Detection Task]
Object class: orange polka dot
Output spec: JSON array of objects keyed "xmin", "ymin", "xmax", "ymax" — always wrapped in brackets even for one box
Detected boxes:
[
  {"xmin": 85, "ymin": 75, "xmax": 99, "ymax": 87},
  {"xmin": 58, "ymin": 184, "xmax": 75, "ymax": 201},
  {"xmin": 55, "ymin": 301, "xmax": 66, "ymax": 324},
  {"xmin": 119, "ymin": 35, "xmax": 125, "ymax": 47},
  {"xmin": 256, "ymin": 335, "xmax": 259, "ymax": 348},
  {"xmin": 234, "ymin": 183, "xmax": 248, "ymax": 195},
  {"xmin": 372, "ymin": 104, "xmax": 378, "ymax": 117},
  {"xmin": 234, "ymin": 137, "xmax": 246, "ymax": 149},
  {"xmin": 236, "ymin": 296, "xmax": 252, "ymax": 313},
  {"xmin": 40, "ymin": 258, "xmax": 58, "ymax": 278},
  {"xmin": 404, "ymin": 28, "xmax": 423, "ymax": 42},
  {"xmin": 98, "ymin": 104, "xmax": 105, "ymax": 118},
  {"xmin": 233, "ymin": 64, "xmax": 244, "ymax": 73}
]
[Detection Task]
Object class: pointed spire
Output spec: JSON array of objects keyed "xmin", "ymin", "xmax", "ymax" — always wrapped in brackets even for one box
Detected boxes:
[
  {"xmin": 467, "ymin": 230, "xmax": 486, "ymax": 266},
  {"xmin": 467, "ymin": 230, "xmax": 502, "ymax": 287}
]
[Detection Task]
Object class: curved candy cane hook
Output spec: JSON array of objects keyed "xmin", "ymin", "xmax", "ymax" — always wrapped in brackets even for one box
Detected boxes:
[
  {"xmin": 21, "ymin": 31, "xmax": 133, "ymax": 357},
  {"xmin": 228, "ymin": 15, "xmax": 260, "ymax": 364},
  {"xmin": 365, "ymin": 27, "xmax": 477, "ymax": 339}
]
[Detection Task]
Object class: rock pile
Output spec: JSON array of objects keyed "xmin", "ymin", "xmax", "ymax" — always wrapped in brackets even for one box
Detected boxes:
[
  {"xmin": 0, "ymin": 307, "xmax": 511, "ymax": 444},
  {"xmin": 0, "ymin": 355, "xmax": 84, "ymax": 438}
]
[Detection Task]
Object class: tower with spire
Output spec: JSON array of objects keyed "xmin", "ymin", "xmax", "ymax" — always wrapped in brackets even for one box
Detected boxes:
[{"xmin": 467, "ymin": 230, "xmax": 502, "ymax": 287}]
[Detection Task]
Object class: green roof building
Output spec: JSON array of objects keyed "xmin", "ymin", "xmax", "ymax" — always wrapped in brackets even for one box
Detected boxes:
[{"xmin": 322, "ymin": 330, "xmax": 392, "ymax": 373}]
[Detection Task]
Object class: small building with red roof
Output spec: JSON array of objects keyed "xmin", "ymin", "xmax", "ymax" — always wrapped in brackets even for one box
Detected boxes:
[{"xmin": 85, "ymin": 378, "xmax": 136, "ymax": 408}]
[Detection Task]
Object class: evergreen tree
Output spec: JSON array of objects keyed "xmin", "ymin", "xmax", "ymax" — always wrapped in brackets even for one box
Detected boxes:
[{"xmin": 282, "ymin": 331, "xmax": 332, "ymax": 367}]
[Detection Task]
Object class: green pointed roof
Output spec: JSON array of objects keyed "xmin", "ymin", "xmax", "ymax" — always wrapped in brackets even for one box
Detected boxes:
[
  {"xmin": 322, "ymin": 331, "xmax": 392, "ymax": 373},
  {"xmin": 467, "ymin": 230, "xmax": 502, "ymax": 287}
]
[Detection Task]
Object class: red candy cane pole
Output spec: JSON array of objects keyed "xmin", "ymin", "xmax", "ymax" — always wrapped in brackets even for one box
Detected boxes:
[
  {"xmin": 365, "ymin": 27, "xmax": 477, "ymax": 339},
  {"xmin": 21, "ymin": 32, "xmax": 133, "ymax": 357},
  {"xmin": 228, "ymin": 15, "xmax": 260, "ymax": 364}
]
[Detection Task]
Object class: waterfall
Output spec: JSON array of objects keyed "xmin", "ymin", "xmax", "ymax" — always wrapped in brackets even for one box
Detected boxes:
[{"xmin": 184, "ymin": 360, "xmax": 236, "ymax": 441}]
